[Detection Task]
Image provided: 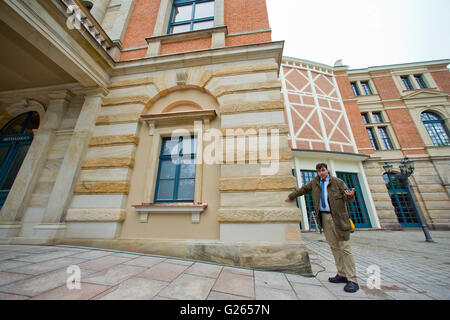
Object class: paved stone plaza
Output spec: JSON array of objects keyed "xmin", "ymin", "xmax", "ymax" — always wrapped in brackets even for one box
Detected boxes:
[{"xmin": 0, "ymin": 230, "xmax": 448, "ymax": 300}]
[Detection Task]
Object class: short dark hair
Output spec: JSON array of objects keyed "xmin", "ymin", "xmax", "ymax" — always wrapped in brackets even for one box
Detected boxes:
[{"xmin": 316, "ymin": 163, "xmax": 328, "ymax": 170}]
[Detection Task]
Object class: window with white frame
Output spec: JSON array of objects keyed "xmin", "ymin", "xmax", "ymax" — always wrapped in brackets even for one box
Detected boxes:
[
  {"xmin": 414, "ymin": 74, "xmax": 428, "ymax": 89},
  {"xmin": 400, "ymin": 74, "xmax": 429, "ymax": 91},
  {"xmin": 360, "ymin": 81, "xmax": 373, "ymax": 95},
  {"xmin": 350, "ymin": 80, "xmax": 374, "ymax": 96},
  {"xmin": 420, "ymin": 111, "xmax": 450, "ymax": 146},
  {"xmin": 361, "ymin": 111, "xmax": 396, "ymax": 151},
  {"xmin": 154, "ymin": 136, "xmax": 197, "ymax": 202}
]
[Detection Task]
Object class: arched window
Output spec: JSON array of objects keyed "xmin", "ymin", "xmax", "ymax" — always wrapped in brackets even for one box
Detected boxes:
[
  {"xmin": 420, "ymin": 111, "xmax": 449, "ymax": 146},
  {"xmin": 0, "ymin": 111, "xmax": 40, "ymax": 135},
  {"xmin": 0, "ymin": 111, "xmax": 39, "ymax": 207}
]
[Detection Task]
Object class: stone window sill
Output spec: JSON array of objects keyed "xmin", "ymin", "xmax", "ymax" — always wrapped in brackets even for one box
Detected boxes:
[
  {"xmin": 133, "ymin": 202, "xmax": 208, "ymax": 224},
  {"xmin": 146, "ymin": 26, "xmax": 227, "ymax": 45}
]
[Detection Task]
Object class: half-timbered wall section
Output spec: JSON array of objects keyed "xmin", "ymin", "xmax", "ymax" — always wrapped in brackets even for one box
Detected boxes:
[{"xmin": 281, "ymin": 57, "xmax": 357, "ymax": 154}]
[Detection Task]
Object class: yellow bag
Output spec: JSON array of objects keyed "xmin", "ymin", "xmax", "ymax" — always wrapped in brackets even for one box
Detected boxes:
[{"xmin": 350, "ymin": 219, "xmax": 355, "ymax": 233}]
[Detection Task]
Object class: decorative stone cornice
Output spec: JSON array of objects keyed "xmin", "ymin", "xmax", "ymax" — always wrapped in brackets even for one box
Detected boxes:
[{"xmin": 141, "ymin": 109, "xmax": 217, "ymax": 135}]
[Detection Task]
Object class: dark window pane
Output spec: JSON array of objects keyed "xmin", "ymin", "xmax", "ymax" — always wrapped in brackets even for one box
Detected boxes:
[
  {"xmin": 159, "ymin": 160, "xmax": 176, "ymax": 179},
  {"xmin": 1, "ymin": 144, "xmax": 29, "ymax": 190},
  {"xmin": 177, "ymin": 179, "xmax": 195, "ymax": 200},
  {"xmin": 162, "ymin": 138, "xmax": 180, "ymax": 156},
  {"xmin": 180, "ymin": 161, "xmax": 196, "ymax": 179},
  {"xmin": 157, "ymin": 180, "xmax": 175, "ymax": 201}
]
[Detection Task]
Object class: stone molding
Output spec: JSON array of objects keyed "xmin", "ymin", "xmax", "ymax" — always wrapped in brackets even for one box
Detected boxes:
[
  {"xmin": 65, "ymin": 208, "xmax": 126, "ymax": 222},
  {"xmin": 218, "ymin": 208, "xmax": 301, "ymax": 223}
]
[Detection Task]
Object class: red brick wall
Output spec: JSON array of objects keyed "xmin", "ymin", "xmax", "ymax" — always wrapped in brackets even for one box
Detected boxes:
[
  {"xmin": 335, "ymin": 71, "xmax": 356, "ymax": 100},
  {"xmin": 224, "ymin": 0, "xmax": 270, "ymax": 34},
  {"xmin": 428, "ymin": 66, "xmax": 450, "ymax": 92},
  {"xmin": 225, "ymin": 32, "xmax": 271, "ymax": 47},
  {"xmin": 334, "ymin": 72, "xmax": 373, "ymax": 153},
  {"xmin": 120, "ymin": 48, "xmax": 147, "ymax": 61},
  {"xmin": 343, "ymin": 101, "xmax": 374, "ymax": 154},
  {"xmin": 371, "ymin": 73, "xmax": 401, "ymax": 100},
  {"xmin": 160, "ymin": 38, "xmax": 212, "ymax": 55},
  {"xmin": 121, "ymin": 0, "xmax": 160, "ymax": 49},
  {"xmin": 385, "ymin": 107, "xmax": 425, "ymax": 152},
  {"xmin": 119, "ymin": 0, "xmax": 272, "ymax": 60}
]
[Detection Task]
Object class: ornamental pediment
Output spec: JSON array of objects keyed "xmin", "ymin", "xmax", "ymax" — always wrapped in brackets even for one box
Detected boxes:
[{"xmin": 402, "ymin": 89, "xmax": 447, "ymax": 100}]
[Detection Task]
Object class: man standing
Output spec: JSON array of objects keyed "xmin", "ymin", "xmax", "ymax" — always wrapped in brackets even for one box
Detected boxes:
[{"xmin": 285, "ymin": 163, "xmax": 359, "ymax": 293}]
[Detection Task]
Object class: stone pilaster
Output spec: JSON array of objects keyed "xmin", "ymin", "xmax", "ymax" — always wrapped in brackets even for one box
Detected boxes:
[
  {"xmin": 0, "ymin": 90, "xmax": 73, "ymax": 237},
  {"xmin": 33, "ymin": 87, "xmax": 107, "ymax": 238}
]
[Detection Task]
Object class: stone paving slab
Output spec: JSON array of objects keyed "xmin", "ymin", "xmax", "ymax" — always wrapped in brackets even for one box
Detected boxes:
[
  {"xmin": 29, "ymin": 283, "xmax": 110, "ymax": 300},
  {"xmin": 95, "ymin": 277, "xmax": 168, "ymax": 300},
  {"xmin": 0, "ymin": 230, "xmax": 449, "ymax": 300},
  {"xmin": 212, "ymin": 268, "xmax": 254, "ymax": 298},
  {"xmin": 158, "ymin": 273, "xmax": 216, "ymax": 300},
  {"xmin": 137, "ymin": 262, "xmax": 189, "ymax": 282}
]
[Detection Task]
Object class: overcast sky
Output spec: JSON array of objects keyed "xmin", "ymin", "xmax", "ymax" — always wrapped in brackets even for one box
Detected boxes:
[{"xmin": 266, "ymin": 0, "xmax": 450, "ymax": 69}]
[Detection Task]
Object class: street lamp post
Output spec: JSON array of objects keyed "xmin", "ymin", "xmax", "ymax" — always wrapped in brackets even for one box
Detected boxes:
[{"xmin": 383, "ymin": 157, "xmax": 434, "ymax": 243}]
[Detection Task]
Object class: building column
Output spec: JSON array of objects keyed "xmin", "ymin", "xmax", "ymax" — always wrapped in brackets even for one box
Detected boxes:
[
  {"xmin": 0, "ymin": 91, "xmax": 72, "ymax": 238},
  {"xmin": 33, "ymin": 87, "xmax": 107, "ymax": 238}
]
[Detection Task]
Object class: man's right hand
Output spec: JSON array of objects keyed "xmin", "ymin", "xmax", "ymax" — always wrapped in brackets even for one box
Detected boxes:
[{"xmin": 285, "ymin": 197, "xmax": 294, "ymax": 202}]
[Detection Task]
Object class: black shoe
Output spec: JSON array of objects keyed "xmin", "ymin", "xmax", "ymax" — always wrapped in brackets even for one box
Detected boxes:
[
  {"xmin": 328, "ymin": 274, "xmax": 348, "ymax": 283},
  {"xmin": 344, "ymin": 281, "xmax": 359, "ymax": 293}
]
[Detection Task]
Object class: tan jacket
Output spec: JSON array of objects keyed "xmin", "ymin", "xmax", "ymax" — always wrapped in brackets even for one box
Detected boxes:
[{"xmin": 288, "ymin": 175, "xmax": 355, "ymax": 241}]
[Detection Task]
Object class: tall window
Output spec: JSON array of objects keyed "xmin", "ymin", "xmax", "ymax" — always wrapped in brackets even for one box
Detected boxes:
[
  {"xmin": 361, "ymin": 81, "xmax": 373, "ymax": 95},
  {"xmin": 351, "ymin": 82, "xmax": 360, "ymax": 96},
  {"xmin": 372, "ymin": 112, "xmax": 383, "ymax": 123},
  {"xmin": 154, "ymin": 136, "xmax": 197, "ymax": 202},
  {"xmin": 420, "ymin": 112, "xmax": 450, "ymax": 146},
  {"xmin": 361, "ymin": 113, "xmax": 370, "ymax": 124},
  {"xmin": 414, "ymin": 75, "xmax": 428, "ymax": 89},
  {"xmin": 378, "ymin": 127, "xmax": 394, "ymax": 150},
  {"xmin": 168, "ymin": 0, "xmax": 215, "ymax": 34},
  {"xmin": 366, "ymin": 128, "xmax": 379, "ymax": 150},
  {"xmin": 401, "ymin": 76, "xmax": 414, "ymax": 90}
]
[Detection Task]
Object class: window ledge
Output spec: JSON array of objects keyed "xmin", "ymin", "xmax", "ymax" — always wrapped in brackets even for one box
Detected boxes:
[
  {"xmin": 146, "ymin": 26, "xmax": 228, "ymax": 45},
  {"xmin": 141, "ymin": 109, "xmax": 217, "ymax": 135},
  {"xmin": 133, "ymin": 202, "xmax": 208, "ymax": 224}
]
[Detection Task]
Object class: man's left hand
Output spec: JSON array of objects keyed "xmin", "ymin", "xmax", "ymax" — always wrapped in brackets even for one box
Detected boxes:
[{"xmin": 344, "ymin": 188, "xmax": 355, "ymax": 196}]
